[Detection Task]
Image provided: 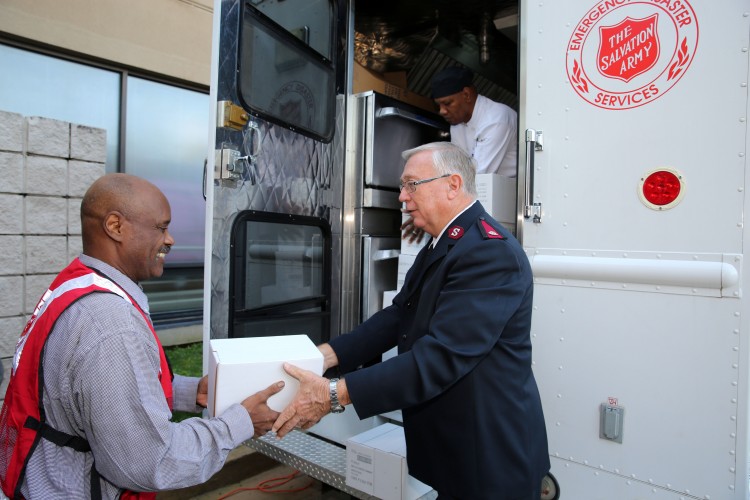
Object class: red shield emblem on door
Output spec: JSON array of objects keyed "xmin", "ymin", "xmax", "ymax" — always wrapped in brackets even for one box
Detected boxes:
[{"xmin": 598, "ymin": 14, "xmax": 660, "ymax": 83}]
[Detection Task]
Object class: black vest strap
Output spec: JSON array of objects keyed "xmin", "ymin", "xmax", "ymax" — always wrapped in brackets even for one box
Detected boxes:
[
  {"xmin": 23, "ymin": 416, "xmax": 102, "ymax": 499},
  {"xmin": 23, "ymin": 416, "xmax": 91, "ymax": 452}
]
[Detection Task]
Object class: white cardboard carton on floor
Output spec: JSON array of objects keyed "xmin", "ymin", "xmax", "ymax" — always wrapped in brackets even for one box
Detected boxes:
[
  {"xmin": 346, "ymin": 423, "xmax": 431, "ymax": 500},
  {"xmin": 207, "ymin": 335, "xmax": 323, "ymax": 416}
]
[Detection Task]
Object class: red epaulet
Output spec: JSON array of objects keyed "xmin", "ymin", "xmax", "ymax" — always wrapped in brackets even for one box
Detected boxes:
[{"xmin": 477, "ymin": 218, "xmax": 505, "ymax": 240}]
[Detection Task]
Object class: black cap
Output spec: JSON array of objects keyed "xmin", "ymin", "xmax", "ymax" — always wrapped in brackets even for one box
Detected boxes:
[{"xmin": 431, "ymin": 66, "xmax": 474, "ymax": 99}]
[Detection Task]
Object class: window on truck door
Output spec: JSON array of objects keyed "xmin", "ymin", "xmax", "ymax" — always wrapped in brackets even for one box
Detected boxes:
[
  {"xmin": 229, "ymin": 211, "xmax": 331, "ymax": 345},
  {"xmin": 238, "ymin": 0, "xmax": 336, "ymax": 142}
]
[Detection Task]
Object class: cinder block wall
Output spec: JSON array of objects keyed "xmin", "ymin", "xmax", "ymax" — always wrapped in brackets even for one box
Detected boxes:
[{"xmin": 0, "ymin": 110, "xmax": 106, "ymax": 396}]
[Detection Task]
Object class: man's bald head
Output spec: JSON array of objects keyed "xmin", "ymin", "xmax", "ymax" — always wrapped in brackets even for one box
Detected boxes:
[
  {"xmin": 82, "ymin": 174, "xmax": 138, "ymax": 226},
  {"xmin": 81, "ymin": 174, "xmax": 161, "ymax": 244},
  {"xmin": 80, "ymin": 173, "xmax": 174, "ymax": 282}
]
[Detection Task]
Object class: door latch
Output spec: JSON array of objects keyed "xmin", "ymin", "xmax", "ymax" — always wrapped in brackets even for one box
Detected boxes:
[{"xmin": 214, "ymin": 146, "xmax": 244, "ymax": 180}]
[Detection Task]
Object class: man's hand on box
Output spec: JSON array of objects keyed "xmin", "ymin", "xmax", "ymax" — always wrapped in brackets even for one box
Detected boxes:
[
  {"xmin": 196, "ymin": 375, "xmax": 208, "ymax": 408},
  {"xmin": 241, "ymin": 381, "xmax": 285, "ymax": 438},
  {"xmin": 272, "ymin": 363, "xmax": 329, "ymax": 438}
]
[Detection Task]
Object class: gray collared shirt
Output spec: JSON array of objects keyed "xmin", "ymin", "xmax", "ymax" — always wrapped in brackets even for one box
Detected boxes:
[{"xmin": 21, "ymin": 255, "xmax": 253, "ymax": 499}]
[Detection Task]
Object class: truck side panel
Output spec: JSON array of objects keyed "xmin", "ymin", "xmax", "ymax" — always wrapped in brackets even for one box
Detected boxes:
[{"xmin": 521, "ymin": 1, "xmax": 750, "ymax": 497}]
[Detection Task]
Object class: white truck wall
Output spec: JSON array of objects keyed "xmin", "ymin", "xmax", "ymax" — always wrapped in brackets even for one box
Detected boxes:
[{"xmin": 520, "ymin": 1, "xmax": 750, "ymax": 498}]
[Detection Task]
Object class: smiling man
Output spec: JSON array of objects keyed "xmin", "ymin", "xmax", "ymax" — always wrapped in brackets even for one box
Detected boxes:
[
  {"xmin": 0, "ymin": 173, "xmax": 283, "ymax": 499},
  {"xmin": 274, "ymin": 143, "xmax": 550, "ymax": 499}
]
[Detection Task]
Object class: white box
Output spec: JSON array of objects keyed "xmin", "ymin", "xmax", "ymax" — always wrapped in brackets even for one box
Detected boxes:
[
  {"xmin": 346, "ymin": 423, "xmax": 432, "ymax": 500},
  {"xmin": 383, "ymin": 290, "xmax": 397, "ymax": 308},
  {"xmin": 382, "ymin": 346, "xmax": 398, "ymax": 363},
  {"xmin": 207, "ymin": 335, "xmax": 323, "ymax": 416},
  {"xmin": 475, "ymin": 173, "xmax": 517, "ymax": 228}
]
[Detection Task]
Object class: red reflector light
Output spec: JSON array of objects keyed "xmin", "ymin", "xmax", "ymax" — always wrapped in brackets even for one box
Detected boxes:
[{"xmin": 642, "ymin": 170, "xmax": 681, "ymax": 206}]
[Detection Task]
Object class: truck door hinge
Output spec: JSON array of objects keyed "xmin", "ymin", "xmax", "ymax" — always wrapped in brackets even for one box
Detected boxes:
[{"xmin": 217, "ymin": 100, "xmax": 250, "ymax": 130}]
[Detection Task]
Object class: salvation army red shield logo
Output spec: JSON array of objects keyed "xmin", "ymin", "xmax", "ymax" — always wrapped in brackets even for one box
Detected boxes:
[
  {"xmin": 447, "ymin": 225, "xmax": 464, "ymax": 239},
  {"xmin": 567, "ymin": 1, "xmax": 698, "ymax": 110},
  {"xmin": 598, "ymin": 14, "xmax": 659, "ymax": 82}
]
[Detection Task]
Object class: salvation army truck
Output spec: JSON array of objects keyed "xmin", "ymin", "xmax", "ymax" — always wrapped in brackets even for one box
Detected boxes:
[{"xmin": 202, "ymin": 0, "xmax": 750, "ymax": 498}]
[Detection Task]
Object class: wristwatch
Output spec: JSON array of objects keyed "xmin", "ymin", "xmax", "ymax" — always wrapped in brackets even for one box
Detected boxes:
[{"xmin": 329, "ymin": 378, "xmax": 345, "ymax": 413}]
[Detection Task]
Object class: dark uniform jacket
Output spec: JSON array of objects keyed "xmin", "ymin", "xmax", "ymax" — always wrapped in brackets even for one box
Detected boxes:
[{"xmin": 329, "ymin": 201, "xmax": 550, "ymax": 499}]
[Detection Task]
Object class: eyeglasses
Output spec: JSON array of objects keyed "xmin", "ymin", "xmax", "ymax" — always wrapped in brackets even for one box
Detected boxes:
[{"xmin": 399, "ymin": 173, "xmax": 451, "ymax": 194}]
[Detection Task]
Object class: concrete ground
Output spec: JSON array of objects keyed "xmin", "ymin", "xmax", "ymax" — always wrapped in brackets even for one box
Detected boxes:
[{"xmin": 156, "ymin": 446, "xmax": 352, "ymax": 500}]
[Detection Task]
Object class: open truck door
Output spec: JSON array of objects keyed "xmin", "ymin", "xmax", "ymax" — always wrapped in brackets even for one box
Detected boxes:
[
  {"xmin": 206, "ymin": 0, "xmax": 750, "ymax": 498},
  {"xmin": 520, "ymin": 1, "xmax": 750, "ymax": 498},
  {"xmin": 204, "ymin": 0, "xmax": 444, "ymax": 496},
  {"xmin": 205, "ymin": 0, "xmax": 347, "ymax": 349}
]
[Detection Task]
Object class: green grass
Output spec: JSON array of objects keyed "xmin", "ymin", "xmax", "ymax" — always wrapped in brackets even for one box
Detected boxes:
[
  {"xmin": 164, "ymin": 342, "xmax": 204, "ymax": 422},
  {"xmin": 165, "ymin": 341, "xmax": 203, "ymax": 377}
]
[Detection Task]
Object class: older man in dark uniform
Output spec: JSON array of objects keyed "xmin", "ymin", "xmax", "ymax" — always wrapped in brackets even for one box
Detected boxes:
[{"xmin": 273, "ymin": 142, "xmax": 550, "ymax": 499}]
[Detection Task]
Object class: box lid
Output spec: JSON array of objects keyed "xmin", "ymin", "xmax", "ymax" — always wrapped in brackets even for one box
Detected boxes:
[
  {"xmin": 210, "ymin": 335, "xmax": 320, "ymax": 364},
  {"xmin": 347, "ymin": 422, "xmax": 402, "ymax": 447}
]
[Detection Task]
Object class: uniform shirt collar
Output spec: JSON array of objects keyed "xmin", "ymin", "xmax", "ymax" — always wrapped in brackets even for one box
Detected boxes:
[{"xmin": 431, "ymin": 200, "xmax": 478, "ymax": 249}]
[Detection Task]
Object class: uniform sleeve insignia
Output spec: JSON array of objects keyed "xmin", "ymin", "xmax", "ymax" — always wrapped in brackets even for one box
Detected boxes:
[{"xmin": 479, "ymin": 218, "xmax": 505, "ymax": 240}]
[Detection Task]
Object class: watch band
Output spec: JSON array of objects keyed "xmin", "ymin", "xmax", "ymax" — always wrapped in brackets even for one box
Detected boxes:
[{"xmin": 329, "ymin": 378, "xmax": 345, "ymax": 413}]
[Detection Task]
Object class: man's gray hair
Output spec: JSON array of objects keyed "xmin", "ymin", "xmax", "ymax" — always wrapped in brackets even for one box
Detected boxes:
[{"xmin": 402, "ymin": 142, "xmax": 477, "ymax": 197}]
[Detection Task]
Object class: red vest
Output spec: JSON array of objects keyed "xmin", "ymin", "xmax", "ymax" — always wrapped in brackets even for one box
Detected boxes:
[{"xmin": 0, "ymin": 258, "xmax": 173, "ymax": 499}]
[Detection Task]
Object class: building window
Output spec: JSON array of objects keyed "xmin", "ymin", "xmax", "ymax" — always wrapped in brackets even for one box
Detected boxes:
[
  {"xmin": 124, "ymin": 76, "xmax": 208, "ymax": 265},
  {"xmin": 0, "ymin": 43, "xmax": 121, "ymax": 170},
  {"xmin": 0, "ymin": 43, "xmax": 209, "ymax": 325}
]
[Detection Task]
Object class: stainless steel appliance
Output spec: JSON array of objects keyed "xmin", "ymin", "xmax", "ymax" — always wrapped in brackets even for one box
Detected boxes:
[{"xmin": 340, "ymin": 91, "xmax": 447, "ymax": 330}]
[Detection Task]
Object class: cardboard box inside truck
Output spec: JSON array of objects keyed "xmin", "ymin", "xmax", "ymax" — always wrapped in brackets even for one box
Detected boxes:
[{"xmin": 353, "ymin": 62, "xmax": 436, "ymax": 113}]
